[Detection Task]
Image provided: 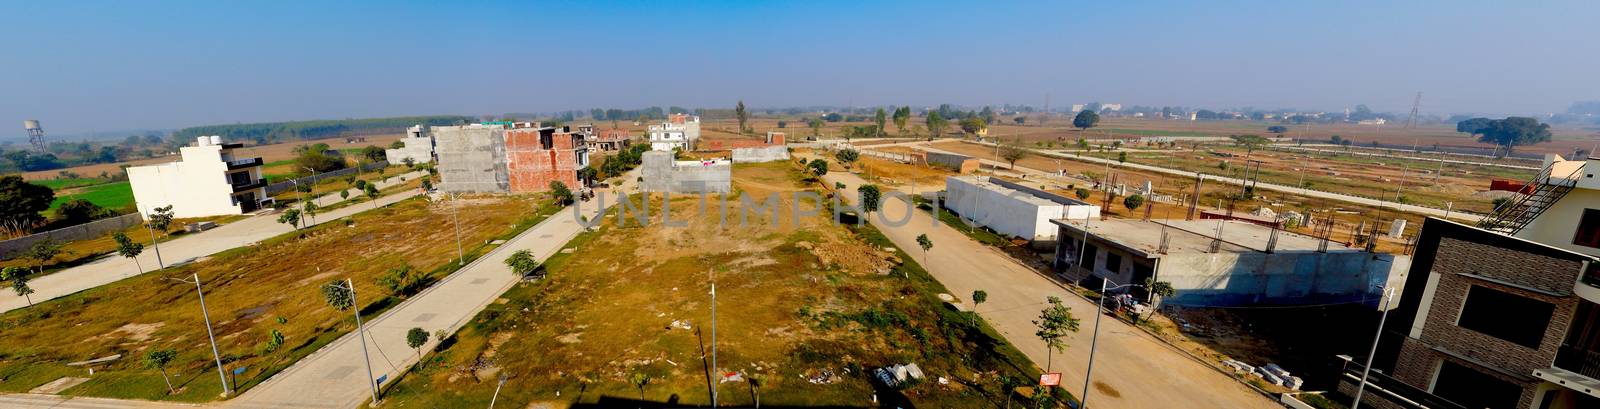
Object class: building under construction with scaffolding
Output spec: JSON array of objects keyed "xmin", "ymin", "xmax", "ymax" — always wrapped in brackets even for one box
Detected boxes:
[{"xmin": 1050, "ymin": 218, "xmax": 1411, "ymax": 308}]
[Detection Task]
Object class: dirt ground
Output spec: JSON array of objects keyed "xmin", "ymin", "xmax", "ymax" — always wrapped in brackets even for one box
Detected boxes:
[{"xmin": 377, "ymin": 161, "xmax": 1051, "ymax": 408}]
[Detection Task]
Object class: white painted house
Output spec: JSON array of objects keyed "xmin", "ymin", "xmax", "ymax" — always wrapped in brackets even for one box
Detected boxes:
[
  {"xmin": 384, "ymin": 125, "xmax": 435, "ymax": 164},
  {"xmin": 648, "ymin": 113, "xmax": 700, "ymax": 151},
  {"xmin": 943, "ymin": 176, "xmax": 1100, "ymax": 243},
  {"xmin": 127, "ymin": 136, "xmax": 268, "ymax": 218}
]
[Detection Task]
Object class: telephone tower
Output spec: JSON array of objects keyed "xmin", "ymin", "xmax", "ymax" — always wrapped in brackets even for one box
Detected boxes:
[
  {"xmin": 23, "ymin": 120, "xmax": 46, "ymax": 152},
  {"xmin": 1405, "ymin": 92, "xmax": 1422, "ymax": 129}
]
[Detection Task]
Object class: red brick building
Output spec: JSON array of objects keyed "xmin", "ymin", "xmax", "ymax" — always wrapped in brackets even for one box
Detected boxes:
[{"xmin": 505, "ymin": 125, "xmax": 588, "ymax": 193}]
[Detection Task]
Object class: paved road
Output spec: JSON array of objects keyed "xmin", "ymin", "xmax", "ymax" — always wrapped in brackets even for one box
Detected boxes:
[
  {"xmin": 902, "ymin": 141, "xmax": 1482, "ymax": 223},
  {"xmin": 0, "ymin": 171, "xmax": 427, "ymax": 314},
  {"xmin": 822, "ymin": 168, "xmax": 1281, "ymax": 409},
  {"xmin": 225, "ymin": 174, "xmax": 634, "ymax": 409}
]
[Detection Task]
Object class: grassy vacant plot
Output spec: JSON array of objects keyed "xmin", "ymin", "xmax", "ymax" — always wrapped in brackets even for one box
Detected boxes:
[
  {"xmin": 378, "ymin": 161, "xmax": 1045, "ymax": 408},
  {"xmin": 0, "ymin": 194, "xmax": 558, "ymax": 402},
  {"xmin": 46, "ymin": 181, "xmax": 134, "ymax": 214}
]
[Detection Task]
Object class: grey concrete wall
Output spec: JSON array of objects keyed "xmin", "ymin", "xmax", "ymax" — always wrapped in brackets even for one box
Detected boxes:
[
  {"xmin": 925, "ymin": 151, "xmax": 975, "ymax": 169},
  {"xmin": 435, "ymin": 126, "xmax": 509, "ymax": 193},
  {"xmin": 641, "ymin": 151, "xmax": 731, "ymax": 193},
  {"xmin": 0, "ymin": 213, "xmax": 144, "ymax": 259},
  {"xmin": 1156, "ymin": 250, "xmax": 1410, "ymax": 307},
  {"xmin": 732, "ymin": 146, "xmax": 790, "ymax": 163}
]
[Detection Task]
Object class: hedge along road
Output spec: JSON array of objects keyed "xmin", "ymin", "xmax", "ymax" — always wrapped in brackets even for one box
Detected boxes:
[{"xmin": 0, "ymin": 170, "xmax": 428, "ymax": 314}]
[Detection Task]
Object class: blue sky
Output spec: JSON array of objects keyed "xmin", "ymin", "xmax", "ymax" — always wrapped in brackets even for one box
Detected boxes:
[{"xmin": 3, "ymin": 1, "xmax": 1597, "ymax": 136}]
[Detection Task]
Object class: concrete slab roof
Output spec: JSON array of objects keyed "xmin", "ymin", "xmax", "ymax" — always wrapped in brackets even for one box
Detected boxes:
[
  {"xmin": 950, "ymin": 176, "xmax": 1067, "ymax": 207},
  {"xmin": 1051, "ymin": 218, "xmax": 1359, "ymax": 258}
]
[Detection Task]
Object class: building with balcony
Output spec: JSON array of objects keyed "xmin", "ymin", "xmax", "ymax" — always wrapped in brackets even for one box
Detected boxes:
[
  {"xmin": 1352, "ymin": 217, "xmax": 1600, "ymax": 409},
  {"xmin": 127, "ymin": 136, "xmax": 267, "ymax": 218},
  {"xmin": 434, "ymin": 122, "xmax": 589, "ymax": 193},
  {"xmin": 648, "ymin": 113, "xmax": 700, "ymax": 152}
]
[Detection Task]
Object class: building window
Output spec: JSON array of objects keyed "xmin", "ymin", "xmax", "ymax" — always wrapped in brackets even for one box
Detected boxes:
[
  {"xmin": 1079, "ymin": 246, "xmax": 1096, "ymax": 269},
  {"xmin": 1457, "ymin": 285, "xmax": 1553, "ymax": 348},
  {"xmin": 1430, "ymin": 361, "xmax": 1521, "ymax": 409},
  {"xmin": 1104, "ymin": 252, "xmax": 1122, "ymax": 273},
  {"xmin": 1574, "ymin": 209, "xmax": 1600, "ymax": 248}
]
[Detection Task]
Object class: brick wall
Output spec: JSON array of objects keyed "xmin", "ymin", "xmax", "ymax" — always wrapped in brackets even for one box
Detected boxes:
[
  {"xmin": 504, "ymin": 128, "xmax": 581, "ymax": 193},
  {"xmin": 1392, "ymin": 237, "xmax": 1584, "ymax": 408}
]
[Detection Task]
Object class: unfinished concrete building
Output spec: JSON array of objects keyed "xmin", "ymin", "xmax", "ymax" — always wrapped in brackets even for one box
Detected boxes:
[
  {"xmin": 384, "ymin": 125, "xmax": 435, "ymax": 164},
  {"xmin": 944, "ymin": 176, "xmax": 1099, "ymax": 244},
  {"xmin": 434, "ymin": 122, "xmax": 589, "ymax": 194},
  {"xmin": 1051, "ymin": 218, "xmax": 1409, "ymax": 307},
  {"xmin": 640, "ymin": 150, "xmax": 730, "ymax": 193}
]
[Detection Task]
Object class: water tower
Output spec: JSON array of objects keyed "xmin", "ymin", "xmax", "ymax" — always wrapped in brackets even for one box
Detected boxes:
[{"xmin": 23, "ymin": 120, "xmax": 46, "ymax": 152}]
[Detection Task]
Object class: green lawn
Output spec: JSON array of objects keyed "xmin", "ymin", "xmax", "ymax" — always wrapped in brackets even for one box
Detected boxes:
[
  {"xmin": 48, "ymin": 181, "xmax": 134, "ymax": 213},
  {"xmin": 33, "ymin": 178, "xmax": 111, "ymax": 190}
]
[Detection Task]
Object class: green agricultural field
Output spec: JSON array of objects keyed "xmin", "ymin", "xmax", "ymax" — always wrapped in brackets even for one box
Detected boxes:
[
  {"xmin": 32, "ymin": 178, "xmax": 111, "ymax": 190},
  {"xmin": 47, "ymin": 181, "xmax": 134, "ymax": 213}
]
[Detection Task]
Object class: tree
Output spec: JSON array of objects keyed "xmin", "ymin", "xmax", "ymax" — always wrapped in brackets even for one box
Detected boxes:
[
  {"xmin": 144, "ymin": 348, "xmax": 179, "ymax": 394},
  {"xmin": 1476, "ymin": 117, "xmax": 1552, "ymax": 155},
  {"xmin": 1142, "ymin": 278, "xmax": 1176, "ymax": 321},
  {"xmin": 406, "ymin": 327, "xmax": 429, "ymax": 360},
  {"xmin": 364, "ymin": 184, "xmax": 380, "ymax": 208},
  {"xmin": 376, "ymin": 263, "xmax": 423, "ymax": 295},
  {"xmin": 1073, "ymin": 110, "xmax": 1101, "ymax": 131},
  {"xmin": 1013, "ymin": 116, "xmax": 1026, "ymax": 124},
  {"xmin": 1123, "ymin": 194, "xmax": 1145, "ymax": 212},
  {"xmin": 3, "ymin": 267, "xmax": 33, "ymax": 306},
  {"xmin": 1075, "ymin": 188, "xmax": 1092, "ymax": 200},
  {"xmin": 807, "ymin": 159, "xmax": 829, "ymax": 178},
  {"xmin": 0, "ymin": 176, "xmax": 54, "ymax": 232},
  {"xmin": 294, "ymin": 143, "xmax": 348, "ymax": 174},
  {"xmin": 549, "ymin": 181, "xmax": 574, "ymax": 206},
  {"xmin": 1032, "ymin": 296, "xmax": 1080, "ymax": 372},
  {"xmin": 980, "ymin": 106, "xmax": 996, "ymax": 124},
  {"xmin": 892, "ymin": 106, "xmax": 911, "ymax": 135},
  {"xmin": 959, "ymin": 117, "xmax": 987, "ymax": 136},
  {"xmin": 915, "ymin": 234, "xmax": 933, "ymax": 267},
  {"xmin": 56, "ymin": 198, "xmax": 113, "ymax": 225},
  {"xmin": 322, "ymin": 279, "xmax": 354, "ymax": 311},
  {"xmin": 970, "ymin": 289, "xmax": 987, "ymax": 325},
  {"xmin": 1229, "ymin": 134, "xmax": 1271, "ymax": 157},
  {"xmin": 857, "ymin": 184, "xmax": 882, "ymax": 213},
  {"xmin": 25, "ymin": 239, "xmax": 63, "ymax": 275},
  {"xmin": 1455, "ymin": 117, "xmax": 1492, "ymax": 136},
  {"xmin": 302, "ymin": 201, "xmax": 319, "ymax": 226},
  {"xmin": 113, "ymin": 232, "xmax": 145, "ymax": 275},
  {"xmin": 577, "ymin": 166, "xmax": 598, "ymax": 186},
  {"xmin": 1117, "ymin": 151, "xmax": 1128, "ymax": 163},
  {"xmin": 277, "ymin": 208, "xmax": 302, "ymax": 229},
  {"xmin": 360, "ymin": 145, "xmax": 387, "ymax": 162},
  {"xmin": 999, "ymin": 143, "xmax": 1028, "ymax": 169},
  {"xmin": 1267, "ymin": 125, "xmax": 1289, "ymax": 134},
  {"xmin": 807, "ymin": 118, "xmax": 824, "ymax": 137},
  {"xmin": 735, "ymin": 100, "xmax": 749, "ymax": 133},
  {"xmin": 504, "ymin": 249, "xmax": 541, "ymax": 278},
  {"xmin": 629, "ymin": 371, "xmax": 652, "ymax": 400},
  {"xmin": 834, "ymin": 149, "xmax": 859, "ymax": 169},
  {"xmin": 874, "ymin": 108, "xmax": 888, "ymax": 138},
  {"xmin": 340, "ymin": 189, "xmax": 350, "ymax": 200},
  {"xmin": 926, "ymin": 111, "xmax": 948, "ymax": 139}
]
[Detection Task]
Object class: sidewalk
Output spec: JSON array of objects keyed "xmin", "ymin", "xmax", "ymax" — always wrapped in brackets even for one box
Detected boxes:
[
  {"xmin": 0, "ymin": 170, "xmax": 427, "ymax": 314},
  {"xmin": 226, "ymin": 174, "xmax": 633, "ymax": 409},
  {"xmin": 822, "ymin": 168, "xmax": 1280, "ymax": 409}
]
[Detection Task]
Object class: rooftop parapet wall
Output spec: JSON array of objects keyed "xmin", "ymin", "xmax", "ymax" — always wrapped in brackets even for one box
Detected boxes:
[
  {"xmin": 732, "ymin": 146, "xmax": 790, "ymax": 163},
  {"xmin": 641, "ymin": 151, "xmax": 731, "ymax": 193}
]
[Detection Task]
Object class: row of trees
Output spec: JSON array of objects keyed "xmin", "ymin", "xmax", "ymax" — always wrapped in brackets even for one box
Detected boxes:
[{"xmin": 174, "ymin": 115, "xmax": 472, "ymax": 146}]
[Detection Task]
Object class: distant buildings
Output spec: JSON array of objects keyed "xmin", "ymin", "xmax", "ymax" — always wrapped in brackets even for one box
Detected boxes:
[
  {"xmin": 434, "ymin": 122, "xmax": 589, "ymax": 193},
  {"xmin": 1357, "ymin": 118, "xmax": 1388, "ymax": 125},
  {"xmin": 384, "ymin": 125, "xmax": 435, "ymax": 164},
  {"xmin": 128, "ymin": 136, "xmax": 267, "ymax": 218},
  {"xmin": 590, "ymin": 127, "xmax": 631, "ymax": 151},
  {"xmin": 648, "ymin": 113, "xmax": 701, "ymax": 151}
]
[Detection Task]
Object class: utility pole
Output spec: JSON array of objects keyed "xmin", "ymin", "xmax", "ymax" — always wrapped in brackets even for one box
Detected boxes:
[
  {"xmin": 710, "ymin": 276, "xmax": 719, "ymax": 407},
  {"xmin": 1352, "ymin": 287, "xmax": 1397, "ymax": 409},
  {"xmin": 489, "ymin": 374, "xmax": 507, "ymax": 409},
  {"xmin": 171, "ymin": 273, "xmax": 230, "ymax": 396},
  {"xmin": 144, "ymin": 211, "xmax": 165, "ymax": 269},
  {"xmin": 1405, "ymin": 92, "xmax": 1422, "ymax": 129},
  {"xmin": 342, "ymin": 278, "xmax": 380, "ymax": 404},
  {"xmin": 452, "ymin": 194, "xmax": 464, "ymax": 266}
]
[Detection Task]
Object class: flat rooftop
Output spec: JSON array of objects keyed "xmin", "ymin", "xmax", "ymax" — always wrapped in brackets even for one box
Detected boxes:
[{"xmin": 1051, "ymin": 218, "xmax": 1359, "ymax": 258}]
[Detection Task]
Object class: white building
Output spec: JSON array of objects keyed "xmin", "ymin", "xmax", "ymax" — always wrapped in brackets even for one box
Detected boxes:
[
  {"xmin": 128, "ymin": 136, "xmax": 268, "ymax": 219},
  {"xmin": 1357, "ymin": 118, "xmax": 1388, "ymax": 125},
  {"xmin": 384, "ymin": 125, "xmax": 435, "ymax": 165},
  {"xmin": 648, "ymin": 113, "xmax": 701, "ymax": 151},
  {"xmin": 944, "ymin": 176, "xmax": 1099, "ymax": 243}
]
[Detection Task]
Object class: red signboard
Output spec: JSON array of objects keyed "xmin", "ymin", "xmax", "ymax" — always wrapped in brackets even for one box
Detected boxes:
[{"xmin": 1039, "ymin": 373, "xmax": 1061, "ymax": 386}]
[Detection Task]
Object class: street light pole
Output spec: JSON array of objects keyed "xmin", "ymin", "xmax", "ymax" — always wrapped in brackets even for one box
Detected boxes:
[
  {"xmin": 170, "ymin": 273, "xmax": 230, "ymax": 396},
  {"xmin": 1081, "ymin": 278, "xmax": 1143, "ymax": 409},
  {"xmin": 344, "ymin": 278, "xmax": 380, "ymax": 404},
  {"xmin": 711, "ymin": 278, "xmax": 719, "ymax": 407},
  {"xmin": 488, "ymin": 374, "xmax": 507, "ymax": 409},
  {"xmin": 1352, "ymin": 287, "xmax": 1397, "ymax": 409},
  {"xmin": 452, "ymin": 194, "xmax": 464, "ymax": 266},
  {"xmin": 144, "ymin": 210, "xmax": 165, "ymax": 269}
]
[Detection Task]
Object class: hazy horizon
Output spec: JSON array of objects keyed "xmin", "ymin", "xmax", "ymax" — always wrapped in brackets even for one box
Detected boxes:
[{"xmin": 4, "ymin": 0, "xmax": 1598, "ymax": 137}]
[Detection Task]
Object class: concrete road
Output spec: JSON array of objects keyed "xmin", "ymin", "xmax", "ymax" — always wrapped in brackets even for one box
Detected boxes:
[
  {"xmin": 225, "ymin": 174, "xmax": 633, "ymax": 409},
  {"xmin": 824, "ymin": 169, "xmax": 1281, "ymax": 409},
  {"xmin": 0, "ymin": 394, "xmax": 196, "ymax": 408},
  {"xmin": 898, "ymin": 141, "xmax": 1481, "ymax": 223},
  {"xmin": 0, "ymin": 171, "xmax": 427, "ymax": 314}
]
